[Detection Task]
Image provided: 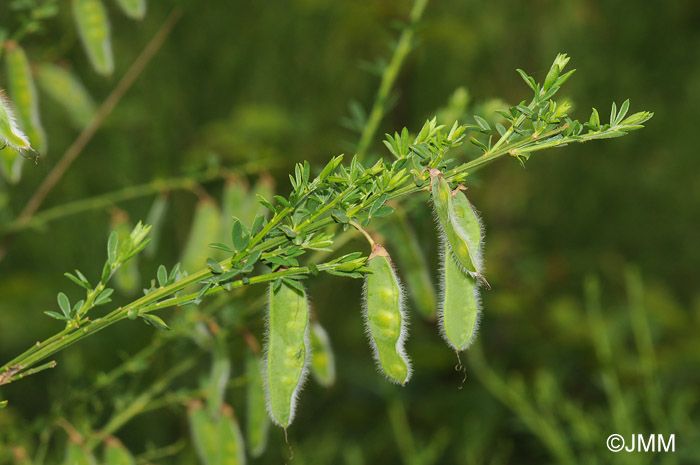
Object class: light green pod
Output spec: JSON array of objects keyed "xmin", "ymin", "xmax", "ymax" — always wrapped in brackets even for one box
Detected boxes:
[
  {"xmin": 111, "ymin": 211, "xmax": 140, "ymax": 295},
  {"xmin": 206, "ymin": 341, "xmax": 230, "ymax": 420},
  {"xmin": 181, "ymin": 199, "xmax": 221, "ymax": 273},
  {"xmin": 5, "ymin": 41, "xmax": 46, "ymax": 153},
  {"xmin": 144, "ymin": 193, "xmax": 169, "ymax": 258},
  {"xmin": 219, "ymin": 404, "xmax": 246, "ymax": 465},
  {"xmin": 309, "ymin": 322, "xmax": 336, "ymax": 387},
  {"xmin": 363, "ymin": 244, "xmax": 411, "ymax": 385},
  {"xmin": 245, "ymin": 350, "xmax": 269, "ymax": 458},
  {"xmin": 115, "ymin": 0, "xmax": 146, "ymax": 20},
  {"xmin": 264, "ymin": 280, "xmax": 310, "ymax": 428},
  {"xmin": 64, "ymin": 443, "xmax": 97, "ymax": 465},
  {"xmin": 439, "ymin": 252, "xmax": 481, "ymax": 352},
  {"xmin": 103, "ymin": 437, "xmax": 136, "ymax": 465},
  {"xmin": 189, "ymin": 401, "xmax": 219, "ymax": 464},
  {"xmin": 0, "ymin": 89, "xmax": 32, "ymax": 152},
  {"xmin": 381, "ymin": 208, "xmax": 437, "ymax": 320},
  {"xmin": 188, "ymin": 401, "xmax": 246, "ymax": 465},
  {"xmin": 0, "ymin": 147, "xmax": 24, "ymax": 184},
  {"xmin": 430, "ymin": 169, "xmax": 486, "ymax": 283},
  {"xmin": 37, "ymin": 63, "xmax": 95, "ymax": 128},
  {"xmin": 73, "ymin": 0, "xmax": 114, "ymax": 75}
]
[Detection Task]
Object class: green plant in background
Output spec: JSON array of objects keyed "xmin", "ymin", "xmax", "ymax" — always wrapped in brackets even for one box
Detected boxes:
[{"xmin": 0, "ymin": 0, "xmax": 672, "ymax": 463}]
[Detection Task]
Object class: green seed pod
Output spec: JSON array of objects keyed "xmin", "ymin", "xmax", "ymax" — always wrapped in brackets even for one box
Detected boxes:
[
  {"xmin": 64, "ymin": 443, "xmax": 97, "ymax": 465},
  {"xmin": 245, "ymin": 350, "xmax": 269, "ymax": 458},
  {"xmin": 263, "ymin": 280, "xmax": 310, "ymax": 428},
  {"xmin": 73, "ymin": 0, "xmax": 114, "ymax": 75},
  {"xmin": 309, "ymin": 322, "xmax": 336, "ymax": 387},
  {"xmin": 218, "ymin": 404, "xmax": 246, "ymax": 465},
  {"xmin": 181, "ymin": 199, "xmax": 221, "ymax": 273},
  {"xmin": 37, "ymin": 63, "xmax": 95, "ymax": 129},
  {"xmin": 363, "ymin": 244, "xmax": 411, "ymax": 385},
  {"xmin": 439, "ymin": 252, "xmax": 481, "ymax": 352},
  {"xmin": 144, "ymin": 193, "xmax": 169, "ymax": 258},
  {"xmin": 0, "ymin": 89, "xmax": 32, "ymax": 153},
  {"xmin": 188, "ymin": 401, "xmax": 246, "ymax": 465},
  {"xmin": 103, "ymin": 437, "xmax": 136, "ymax": 465},
  {"xmin": 5, "ymin": 41, "xmax": 46, "ymax": 153},
  {"xmin": 206, "ymin": 340, "xmax": 230, "ymax": 420},
  {"xmin": 381, "ymin": 207, "xmax": 437, "ymax": 320},
  {"xmin": 429, "ymin": 169, "xmax": 486, "ymax": 283},
  {"xmin": 110, "ymin": 210, "xmax": 140, "ymax": 295},
  {"xmin": 0, "ymin": 147, "xmax": 24, "ymax": 184},
  {"xmin": 115, "ymin": 0, "xmax": 146, "ymax": 20},
  {"xmin": 188, "ymin": 401, "xmax": 219, "ymax": 464}
]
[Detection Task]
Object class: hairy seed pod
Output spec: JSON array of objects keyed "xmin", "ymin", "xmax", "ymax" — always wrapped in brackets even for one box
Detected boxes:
[
  {"xmin": 439, "ymin": 252, "xmax": 481, "ymax": 352},
  {"xmin": 188, "ymin": 401, "xmax": 246, "ymax": 465},
  {"xmin": 363, "ymin": 244, "xmax": 411, "ymax": 385},
  {"xmin": 245, "ymin": 350, "xmax": 269, "ymax": 458},
  {"xmin": 0, "ymin": 90, "xmax": 32, "ymax": 153},
  {"xmin": 181, "ymin": 199, "xmax": 221, "ymax": 273},
  {"xmin": 309, "ymin": 322, "xmax": 336, "ymax": 387},
  {"xmin": 5, "ymin": 41, "xmax": 45, "ymax": 153},
  {"xmin": 103, "ymin": 437, "xmax": 135, "ymax": 465},
  {"xmin": 429, "ymin": 169, "xmax": 486, "ymax": 283},
  {"xmin": 73, "ymin": 0, "xmax": 114, "ymax": 75},
  {"xmin": 37, "ymin": 63, "xmax": 95, "ymax": 128},
  {"xmin": 64, "ymin": 442, "xmax": 97, "ymax": 465},
  {"xmin": 263, "ymin": 280, "xmax": 310, "ymax": 428},
  {"xmin": 115, "ymin": 0, "xmax": 146, "ymax": 20}
]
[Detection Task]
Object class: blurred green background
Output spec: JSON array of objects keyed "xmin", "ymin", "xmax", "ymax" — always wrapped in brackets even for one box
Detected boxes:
[{"xmin": 1, "ymin": 0, "xmax": 698, "ymax": 463}]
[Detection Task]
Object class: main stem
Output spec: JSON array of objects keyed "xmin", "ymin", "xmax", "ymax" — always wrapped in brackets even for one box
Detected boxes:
[{"xmin": 0, "ymin": 139, "xmax": 518, "ymax": 384}]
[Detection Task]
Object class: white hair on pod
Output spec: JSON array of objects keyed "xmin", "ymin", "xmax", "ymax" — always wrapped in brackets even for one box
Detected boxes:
[
  {"xmin": 435, "ymin": 232, "xmax": 483, "ymax": 352},
  {"xmin": 362, "ymin": 252, "xmax": 412, "ymax": 385},
  {"xmin": 0, "ymin": 89, "xmax": 31, "ymax": 150},
  {"xmin": 261, "ymin": 282, "xmax": 311, "ymax": 428}
]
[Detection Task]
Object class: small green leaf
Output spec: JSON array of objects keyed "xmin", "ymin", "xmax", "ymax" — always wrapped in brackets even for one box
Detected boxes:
[
  {"xmin": 308, "ymin": 262, "xmax": 319, "ymax": 276},
  {"xmin": 246, "ymin": 250, "xmax": 262, "ymax": 267},
  {"xmin": 209, "ymin": 242, "xmax": 234, "ymax": 253},
  {"xmin": 95, "ymin": 288, "xmax": 113, "ymax": 306},
  {"xmin": 44, "ymin": 311, "xmax": 69, "ymax": 321},
  {"xmin": 251, "ymin": 214, "xmax": 266, "ymax": 235},
  {"xmin": 273, "ymin": 195, "xmax": 290, "ymax": 208},
  {"xmin": 279, "ymin": 226, "xmax": 297, "ymax": 238},
  {"xmin": 65, "ymin": 272, "xmax": 90, "ymax": 290},
  {"xmin": 101, "ymin": 261, "xmax": 111, "ymax": 283},
  {"xmin": 207, "ymin": 258, "xmax": 224, "ymax": 274},
  {"xmin": 232, "ymin": 220, "xmax": 250, "ymax": 252},
  {"xmin": 281, "ymin": 277, "xmax": 305, "ymax": 294},
  {"xmin": 107, "ymin": 231, "xmax": 119, "ymax": 265},
  {"xmin": 516, "ymin": 69, "xmax": 536, "ymax": 91},
  {"xmin": 372, "ymin": 205, "xmax": 394, "ymax": 218},
  {"xmin": 57, "ymin": 292, "xmax": 71, "ymax": 318},
  {"xmin": 157, "ymin": 265, "xmax": 168, "ymax": 287},
  {"xmin": 473, "ymin": 115, "xmax": 491, "ymax": 133},
  {"xmin": 469, "ymin": 136, "xmax": 489, "ymax": 153},
  {"xmin": 140, "ymin": 313, "xmax": 170, "ymax": 331},
  {"xmin": 331, "ymin": 209, "xmax": 348, "ymax": 224}
]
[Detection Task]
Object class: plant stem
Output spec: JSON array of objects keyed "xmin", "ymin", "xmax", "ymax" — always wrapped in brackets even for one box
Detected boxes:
[{"xmin": 355, "ymin": 0, "xmax": 430, "ymax": 161}]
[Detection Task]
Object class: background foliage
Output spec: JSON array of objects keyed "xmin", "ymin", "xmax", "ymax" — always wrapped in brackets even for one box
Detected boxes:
[{"xmin": 1, "ymin": 0, "xmax": 698, "ymax": 463}]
